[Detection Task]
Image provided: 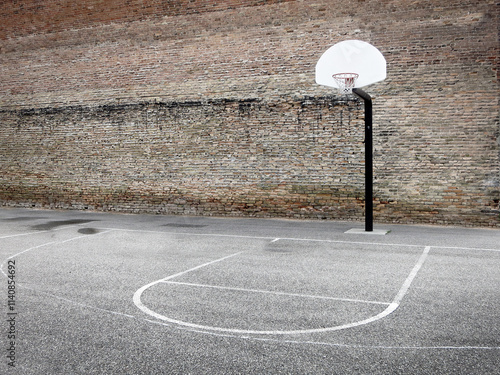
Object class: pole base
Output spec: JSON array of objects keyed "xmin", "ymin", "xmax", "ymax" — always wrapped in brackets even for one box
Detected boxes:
[{"xmin": 344, "ymin": 228, "xmax": 390, "ymax": 235}]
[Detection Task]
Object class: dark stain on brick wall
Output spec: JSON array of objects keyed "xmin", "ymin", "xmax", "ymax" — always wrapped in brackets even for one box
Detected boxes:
[{"xmin": 1, "ymin": 97, "xmax": 371, "ymax": 220}]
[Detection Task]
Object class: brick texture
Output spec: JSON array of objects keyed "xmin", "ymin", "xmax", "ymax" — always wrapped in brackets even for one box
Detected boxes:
[{"xmin": 0, "ymin": 0, "xmax": 499, "ymax": 226}]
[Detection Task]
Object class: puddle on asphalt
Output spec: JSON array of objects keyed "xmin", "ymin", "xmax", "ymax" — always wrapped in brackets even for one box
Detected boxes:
[
  {"xmin": 2, "ymin": 216, "xmax": 47, "ymax": 221},
  {"xmin": 77, "ymin": 228, "xmax": 100, "ymax": 235}
]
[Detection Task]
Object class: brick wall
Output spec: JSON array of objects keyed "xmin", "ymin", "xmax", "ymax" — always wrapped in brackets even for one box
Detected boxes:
[
  {"xmin": 0, "ymin": 0, "xmax": 295, "ymax": 39},
  {"xmin": 0, "ymin": 0, "xmax": 498, "ymax": 226},
  {"xmin": 0, "ymin": 98, "xmax": 368, "ymax": 219}
]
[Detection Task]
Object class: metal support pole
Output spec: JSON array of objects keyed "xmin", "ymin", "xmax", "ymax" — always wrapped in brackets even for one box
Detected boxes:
[{"xmin": 352, "ymin": 88, "xmax": 373, "ymax": 232}]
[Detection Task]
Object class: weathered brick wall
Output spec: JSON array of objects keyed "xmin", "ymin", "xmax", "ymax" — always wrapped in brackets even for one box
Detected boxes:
[
  {"xmin": 0, "ymin": 98, "xmax": 367, "ymax": 218},
  {"xmin": 0, "ymin": 0, "xmax": 499, "ymax": 226}
]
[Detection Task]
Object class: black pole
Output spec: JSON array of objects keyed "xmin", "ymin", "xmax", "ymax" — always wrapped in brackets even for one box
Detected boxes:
[{"xmin": 352, "ymin": 88, "xmax": 373, "ymax": 232}]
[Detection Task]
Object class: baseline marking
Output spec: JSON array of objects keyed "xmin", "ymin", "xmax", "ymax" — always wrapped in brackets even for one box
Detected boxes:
[{"xmin": 103, "ymin": 227, "xmax": 500, "ymax": 252}]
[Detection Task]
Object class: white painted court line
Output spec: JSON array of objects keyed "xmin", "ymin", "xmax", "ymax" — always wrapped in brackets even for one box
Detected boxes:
[
  {"xmin": 3, "ymin": 227, "xmax": 496, "ymax": 350},
  {"xmin": 430, "ymin": 245, "xmax": 500, "ymax": 253},
  {"xmin": 393, "ymin": 246, "xmax": 430, "ymax": 305},
  {"xmin": 133, "ymin": 245, "xmax": 431, "ymax": 335},
  {"xmin": 133, "ymin": 251, "xmax": 245, "ymax": 320},
  {"xmin": 161, "ymin": 280, "xmax": 391, "ymax": 306},
  {"xmin": 102, "ymin": 227, "xmax": 500, "ymax": 252},
  {"xmin": 135, "ymin": 316, "xmax": 500, "ymax": 350},
  {"xmin": 246, "ymin": 335, "xmax": 500, "ymax": 350},
  {"xmin": 102, "ymin": 227, "xmax": 276, "ymax": 241},
  {"xmin": 0, "ymin": 224, "xmax": 84, "ymax": 239},
  {"xmin": 24, "ymin": 288, "xmax": 137, "ymax": 319},
  {"xmin": 21, "ymin": 287, "xmax": 500, "ymax": 350},
  {"xmin": 160, "ymin": 251, "xmax": 246, "ymax": 282},
  {"xmin": 1, "ymin": 240, "xmax": 61, "ymax": 278},
  {"xmin": 0, "ymin": 229, "xmax": 114, "ymax": 278},
  {"xmin": 0, "ymin": 231, "xmax": 48, "ymax": 239}
]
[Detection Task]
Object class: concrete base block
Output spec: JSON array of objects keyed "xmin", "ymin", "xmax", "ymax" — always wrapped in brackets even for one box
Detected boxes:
[{"xmin": 344, "ymin": 228, "xmax": 391, "ymax": 235}]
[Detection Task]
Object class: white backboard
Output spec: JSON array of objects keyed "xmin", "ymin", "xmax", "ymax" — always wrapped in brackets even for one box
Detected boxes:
[{"xmin": 315, "ymin": 40, "xmax": 386, "ymax": 89}]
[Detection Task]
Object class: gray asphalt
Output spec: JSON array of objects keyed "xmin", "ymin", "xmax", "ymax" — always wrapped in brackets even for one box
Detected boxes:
[{"xmin": 1, "ymin": 207, "xmax": 499, "ymax": 374}]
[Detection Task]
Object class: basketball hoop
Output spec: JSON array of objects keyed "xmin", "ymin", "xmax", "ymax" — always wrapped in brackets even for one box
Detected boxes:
[
  {"xmin": 332, "ymin": 73, "xmax": 359, "ymax": 95},
  {"xmin": 316, "ymin": 41, "xmax": 387, "ymax": 232}
]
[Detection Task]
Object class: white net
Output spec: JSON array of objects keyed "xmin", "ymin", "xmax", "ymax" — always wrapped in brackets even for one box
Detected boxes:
[{"xmin": 332, "ymin": 73, "xmax": 359, "ymax": 95}]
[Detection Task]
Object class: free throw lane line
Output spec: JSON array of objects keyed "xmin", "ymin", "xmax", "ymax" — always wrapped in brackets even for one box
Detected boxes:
[{"xmin": 162, "ymin": 280, "xmax": 391, "ymax": 306}]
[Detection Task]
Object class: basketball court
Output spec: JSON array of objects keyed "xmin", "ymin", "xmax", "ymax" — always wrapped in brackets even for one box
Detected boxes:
[{"xmin": 1, "ymin": 207, "xmax": 499, "ymax": 374}]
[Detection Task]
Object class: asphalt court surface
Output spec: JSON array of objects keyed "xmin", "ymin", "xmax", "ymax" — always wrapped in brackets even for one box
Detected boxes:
[{"xmin": 1, "ymin": 207, "xmax": 499, "ymax": 374}]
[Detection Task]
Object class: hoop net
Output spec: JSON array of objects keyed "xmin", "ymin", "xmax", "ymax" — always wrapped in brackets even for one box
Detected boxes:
[{"xmin": 332, "ymin": 73, "xmax": 359, "ymax": 94}]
